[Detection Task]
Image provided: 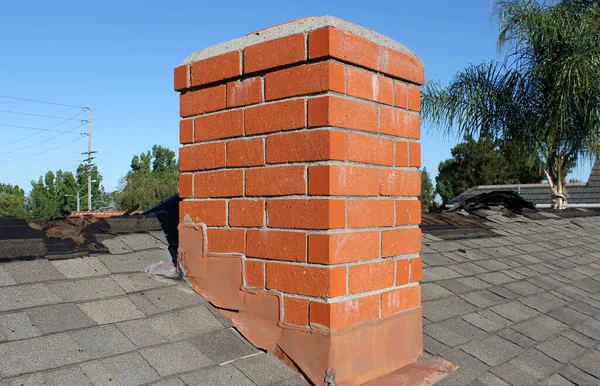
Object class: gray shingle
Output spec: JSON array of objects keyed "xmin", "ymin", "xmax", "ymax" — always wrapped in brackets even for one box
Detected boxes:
[
  {"xmin": 28, "ymin": 303, "xmax": 96, "ymax": 334},
  {"xmin": 234, "ymin": 353, "xmax": 300, "ymax": 385},
  {"xmin": 520, "ymin": 292, "xmax": 567, "ymax": 313},
  {"xmin": 460, "ymin": 289, "xmax": 507, "ymax": 308},
  {"xmin": 513, "ymin": 315, "xmax": 568, "ymax": 342},
  {"xmin": 462, "ymin": 335, "xmax": 524, "ymax": 366},
  {"xmin": 140, "ymin": 341, "xmax": 213, "ymax": 377},
  {"xmin": 179, "ymin": 364, "xmax": 255, "ymax": 386},
  {"xmin": 81, "ymin": 352, "xmax": 160, "ymax": 385},
  {"xmin": 491, "ymin": 301, "xmax": 540, "ymax": 323},
  {"xmin": 536, "ymin": 335, "xmax": 587, "ymax": 363},
  {"xmin": 424, "ymin": 318, "xmax": 487, "ymax": 347},
  {"xmin": 422, "ymin": 297, "xmax": 479, "ymax": 322},
  {"xmin": 191, "ymin": 328, "xmax": 257, "ymax": 364},
  {"xmin": 508, "ymin": 349, "xmax": 562, "ymax": 381}
]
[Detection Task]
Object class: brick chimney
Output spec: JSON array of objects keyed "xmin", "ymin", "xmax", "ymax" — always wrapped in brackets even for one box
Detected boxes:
[{"xmin": 175, "ymin": 16, "xmax": 433, "ymax": 385}]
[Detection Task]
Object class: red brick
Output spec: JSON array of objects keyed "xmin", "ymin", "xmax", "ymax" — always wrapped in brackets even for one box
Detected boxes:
[
  {"xmin": 382, "ymin": 48, "xmax": 425, "ymax": 85},
  {"xmin": 266, "ymin": 263, "xmax": 346, "ymax": 297},
  {"xmin": 396, "ymin": 200, "xmax": 421, "ymax": 225},
  {"xmin": 381, "ymin": 285, "xmax": 421, "ymax": 317},
  {"xmin": 267, "ymin": 199, "xmax": 345, "ymax": 230},
  {"xmin": 308, "ymin": 165, "xmax": 379, "ymax": 196},
  {"xmin": 308, "ymin": 96, "xmax": 378, "ymax": 133},
  {"xmin": 179, "ymin": 120, "xmax": 193, "ymax": 144},
  {"xmin": 245, "ymin": 99, "xmax": 305, "ymax": 135},
  {"xmin": 347, "ymin": 200, "xmax": 394, "ymax": 228},
  {"xmin": 310, "ymin": 295, "xmax": 379, "ymax": 331},
  {"xmin": 266, "ymin": 130, "xmax": 346, "ymax": 163},
  {"xmin": 244, "ymin": 34, "xmax": 306, "ymax": 73},
  {"xmin": 245, "ymin": 260, "xmax": 265, "ymax": 288},
  {"xmin": 226, "ymin": 138, "xmax": 264, "ymax": 167},
  {"xmin": 308, "ymin": 232, "xmax": 380, "ymax": 264},
  {"xmin": 379, "ymin": 169, "xmax": 421, "ymax": 196},
  {"xmin": 191, "ymin": 51, "xmax": 241, "ymax": 87},
  {"xmin": 410, "ymin": 142, "xmax": 421, "ymax": 167},
  {"xmin": 395, "ymin": 141, "xmax": 409, "ymax": 167},
  {"xmin": 410, "ymin": 257, "xmax": 422, "ymax": 282},
  {"xmin": 380, "ymin": 108, "xmax": 420, "ymax": 139},
  {"xmin": 194, "ymin": 110, "xmax": 244, "ymax": 142},
  {"xmin": 229, "ymin": 200, "xmax": 264, "ymax": 227},
  {"xmin": 396, "ymin": 259, "xmax": 409, "ymax": 285},
  {"xmin": 394, "ymin": 81, "xmax": 408, "ymax": 108},
  {"xmin": 408, "ymin": 85, "xmax": 421, "ymax": 111},
  {"xmin": 180, "ymin": 85, "xmax": 226, "ymax": 117},
  {"xmin": 346, "ymin": 66, "xmax": 393, "ymax": 104},
  {"xmin": 179, "ymin": 143, "xmax": 226, "ymax": 172},
  {"xmin": 265, "ymin": 62, "xmax": 345, "ymax": 100},
  {"xmin": 179, "ymin": 200, "xmax": 227, "ymax": 226},
  {"xmin": 284, "ymin": 297, "xmax": 309, "ymax": 326},
  {"xmin": 206, "ymin": 228, "xmax": 245, "ymax": 253},
  {"xmin": 246, "ymin": 166, "xmax": 306, "ymax": 196},
  {"xmin": 179, "ymin": 174, "xmax": 193, "ymax": 198},
  {"xmin": 174, "ymin": 65, "xmax": 189, "ymax": 91},
  {"xmin": 349, "ymin": 261, "xmax": 395, "ymax": 294},
  {"xmin": 346, "ymin": 133, "xmax": 394, "ymax": 166},
  {"xmin": 194, "ymin": 170, "xmax": 243, "ymax": 198},
  {"xmin": 247, "ymin": 230, "xmax": 307, "ymax": 262},
  {"xmin": 309, "ymin": 27, "xmax": 380, "ymax": 71},
  {"xmin": 381, "ymin": 228, "xmax": 422, "ymax": 257},
  {"xmin": 226, "ymin": 77, "xmax": 262, "ymax": 108}
]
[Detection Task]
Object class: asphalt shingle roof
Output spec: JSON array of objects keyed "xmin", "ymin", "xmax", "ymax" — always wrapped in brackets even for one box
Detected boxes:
[
  {"xmin": 422, "ymin": 209, "xmax": 600, "ymax": 385},
  {"xmin": 0, "ymin": 232, "xmax": 304, "ymax": 385}
]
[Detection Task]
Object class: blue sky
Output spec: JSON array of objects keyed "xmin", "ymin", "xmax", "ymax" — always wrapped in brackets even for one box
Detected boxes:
[{"xmin": 0, "ymin": 0, "xmax": 593, "ymax": 193}]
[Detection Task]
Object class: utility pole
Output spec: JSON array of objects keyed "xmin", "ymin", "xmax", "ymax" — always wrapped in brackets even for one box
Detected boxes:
[{"xmin": 82, "ymin": 107, "xmax": 97, "ymax": 211}]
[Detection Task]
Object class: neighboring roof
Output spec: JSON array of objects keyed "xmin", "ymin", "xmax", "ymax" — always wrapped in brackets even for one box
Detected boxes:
[
  {"xmin": 0, "ymin": 226, "xmax": 304, "ymax": 384},
  {"xmin": 421, "ymin": 206, "xmax": 600, "ymax": 385},
  {"xmin": 449, "ymin": 162, "xmax": 600, "ymax": 206}
]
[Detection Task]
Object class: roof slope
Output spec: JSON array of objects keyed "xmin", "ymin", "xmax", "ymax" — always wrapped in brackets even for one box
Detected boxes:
[
  {"xmin": 422, "ymin": 210, "xmax": 600, "ymax": 385},
  {"xmin": 450, "ymin": 162, "xmax": 600, "ymax": 206},
  {"xmin": 0, "ymin": 233, "xmax": 304, "ymax": 385}
]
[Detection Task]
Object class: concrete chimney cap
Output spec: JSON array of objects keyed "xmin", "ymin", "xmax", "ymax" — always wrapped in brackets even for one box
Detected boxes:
[{"xmin": 181, "ymin": 15, "xmax": 421, "ymax": 66}]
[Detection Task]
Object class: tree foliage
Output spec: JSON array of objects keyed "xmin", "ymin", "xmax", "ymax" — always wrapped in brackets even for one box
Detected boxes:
[
  {"xmin": 0, "ymin": 184, "xmax": 26, "ymax": 218},
  {"xmin": 422, "ymin": 0, "xmax": 600, "ymax": 208},
  {"xmin": 419, "ymin": 168, "xmax": 437, "ymax": 213},
  {"xmin": 27, "ymin": 164, "xmax": 105, "ymax": 219},
  {"xmin": 115, "ymin": 145, "xmax": 179, "ymax": 210},
  {"xmin": 435, "ymin": 136, "xmax": 545, "ymax": 204}
]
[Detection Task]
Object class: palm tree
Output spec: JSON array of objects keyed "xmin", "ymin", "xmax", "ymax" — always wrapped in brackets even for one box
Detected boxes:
[{"xmin": 422, "ymin": 0, "xmax": 600, "ymax": 209}]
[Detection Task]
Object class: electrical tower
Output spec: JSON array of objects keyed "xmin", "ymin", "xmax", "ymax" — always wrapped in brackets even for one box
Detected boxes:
[{"xmin": 81, "ymin": 107, "xmax": 97, "ymax": 211}]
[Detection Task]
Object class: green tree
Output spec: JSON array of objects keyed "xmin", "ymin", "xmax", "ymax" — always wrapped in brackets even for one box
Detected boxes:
[
  {"xmin": 422, "ymin": 0, "xmax": 600, "ymax": 209},
  {"xmin": 419, "ymin": 168, "xmax": 436, "ymax": 213},
  {"xmin": 116, "ymin": 145, "xmax": 179, "ymax": 210},
  {"xmin": 435, "ymin": 136, "xmax": 544, "ymax": 204},
  {"xmin": 0, "ymin": 183, "xmax": 26, "ymax": 218},
  {"xmin": 28, "ymin": 165, "xmax": 105, "ymax": 219}
]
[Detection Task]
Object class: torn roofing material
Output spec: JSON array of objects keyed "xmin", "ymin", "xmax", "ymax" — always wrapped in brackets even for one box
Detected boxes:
[{"xmin": 0, "ymin": 214, "xmax": 164, "ymax": 260}]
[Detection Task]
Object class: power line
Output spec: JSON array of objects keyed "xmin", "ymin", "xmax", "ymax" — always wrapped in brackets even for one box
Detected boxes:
[
  {"xmin": 0, "ymin": 123, "xmax": 87, "ymax": 135},
  {"xmin": 0, "ymin": 109, "xmax": 88, "ymax": 121},
  {"xmin": 0, "ymin": 110, "xmax": 88, "ymax": 147},
  {"xmin": 0, "ymin": 137, "xmax": 85, "ymax": 164},
  {"xmin": 0, "ymin": 94, "xmax": 86, "ymax": 109},
  {"xmin": 1, "ymin": 122, "xmax": 87, "ymax": 155}
]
